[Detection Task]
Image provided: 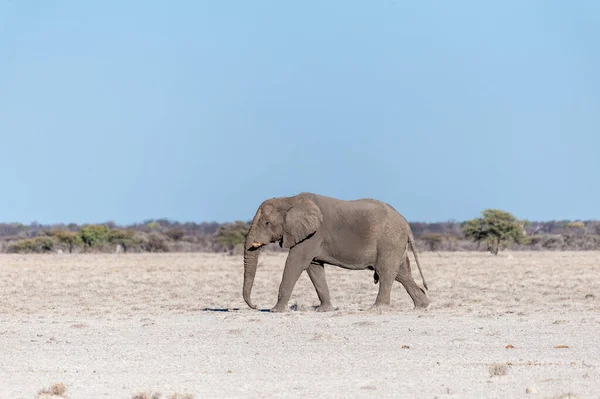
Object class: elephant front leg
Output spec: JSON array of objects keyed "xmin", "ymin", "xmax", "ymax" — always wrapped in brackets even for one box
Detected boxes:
[
  {"xmin": 270, "ymin": 244, "xmax": 316, "ymax": 313},
  {"xmin": 307, "ymin": 263, "xmax": 333, "ymax": 312}
]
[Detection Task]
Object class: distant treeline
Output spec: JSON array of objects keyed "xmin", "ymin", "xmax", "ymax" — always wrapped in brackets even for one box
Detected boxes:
[{"xmin": 0, "ymin": 218, "xmax": 599, "ymax": 254}]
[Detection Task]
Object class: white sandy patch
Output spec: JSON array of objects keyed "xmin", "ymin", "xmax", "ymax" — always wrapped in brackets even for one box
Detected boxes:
[{"xmin": 0, "ymin": 251, "xmax": 598, "ymax": 398}]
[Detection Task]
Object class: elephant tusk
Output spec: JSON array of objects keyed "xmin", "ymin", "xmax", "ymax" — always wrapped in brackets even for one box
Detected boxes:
[{"xmin": 251, "ymin": 242, "xmax": 263, "ymax": 249}]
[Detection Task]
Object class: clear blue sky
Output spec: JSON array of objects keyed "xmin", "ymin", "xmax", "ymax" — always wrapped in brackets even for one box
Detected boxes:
[{"xmin": 1, "ymin": 1, "xmax": 598, "ymax": 225}]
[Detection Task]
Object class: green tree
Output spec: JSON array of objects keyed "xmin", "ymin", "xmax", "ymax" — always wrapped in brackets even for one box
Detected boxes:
[
  {"xmin": 462, "ymin": 209, "xmax": 525, "ymax": 255},
  {"xmin": 53, "ymin": 230, "xmax": 83, "ymax": 253},
  {"xmin": 215, "ymin": 221, "xmax": 250, "ymax": 252},
  {"xmin": 80, "ymin": 225, "xmax": 110, "ymax": 248}
]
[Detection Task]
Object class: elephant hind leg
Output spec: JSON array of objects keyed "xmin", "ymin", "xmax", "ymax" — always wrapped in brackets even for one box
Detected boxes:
[
  {"xmin": 371, "ymin": 254, "xmax": 400, "ymax": 309},
  {"xmin": 396, "ymin": 254, "xmax": 430, "ymax": 309}
]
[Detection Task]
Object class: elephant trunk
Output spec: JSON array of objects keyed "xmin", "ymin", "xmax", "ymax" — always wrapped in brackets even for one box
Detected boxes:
[
  {"xmin": 242, "ymin": 246, "xmax": 259, "ymax": 309},
  {"xmin": 242, "ymin": 208, "xmax": 262, "ymax": 309}
]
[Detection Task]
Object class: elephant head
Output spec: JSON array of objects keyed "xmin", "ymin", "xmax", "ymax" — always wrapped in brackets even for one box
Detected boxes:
[{"xmin": 243, "ymin": 195, "xmax": 323, "ymax": 309}]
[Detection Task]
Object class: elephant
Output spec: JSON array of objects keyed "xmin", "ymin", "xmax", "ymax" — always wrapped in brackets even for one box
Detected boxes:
[{"xmin": 243, "ymin": 192, "xmax": 430, "ymax": 312}]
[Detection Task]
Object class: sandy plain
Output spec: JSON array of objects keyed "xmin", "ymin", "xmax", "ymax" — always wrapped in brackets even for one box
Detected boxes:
[{"xmin": 0, "ymin": 251, "xmax": 599, "ymax": 398}]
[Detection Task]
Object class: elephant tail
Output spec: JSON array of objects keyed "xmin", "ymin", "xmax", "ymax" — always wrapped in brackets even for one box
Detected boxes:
[{"xmin": 408, "ymin": 233, "xmax": 428, "ymax": 290}]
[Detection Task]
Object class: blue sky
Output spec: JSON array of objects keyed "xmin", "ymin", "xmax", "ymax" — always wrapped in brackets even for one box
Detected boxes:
[{"xmin": 1, "ymin": 1, "xmax": 598, "ymax": 225}]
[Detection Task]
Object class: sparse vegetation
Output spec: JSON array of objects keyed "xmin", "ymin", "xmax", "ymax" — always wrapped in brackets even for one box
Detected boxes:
[{"xmin": 0, "ymin": 213, "xmax": 599, "ymax": 254}]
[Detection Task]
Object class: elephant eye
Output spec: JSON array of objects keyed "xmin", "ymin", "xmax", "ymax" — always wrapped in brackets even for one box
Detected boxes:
[{"xmin": 265, "ymin": 221, "xmax": 271, "ymax": 226}]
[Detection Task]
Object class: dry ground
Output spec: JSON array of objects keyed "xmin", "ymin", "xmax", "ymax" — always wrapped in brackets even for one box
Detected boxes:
[{"xmin": 0, "ymin": 251, "xmax": 599, "ymax": 398}]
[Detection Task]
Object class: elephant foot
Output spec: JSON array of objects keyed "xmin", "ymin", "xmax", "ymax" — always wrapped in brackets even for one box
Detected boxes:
[
  {"xmin": 269, "ymin": 305, "xmax": 288, "ymax": 313},
  {"xmin": 367, "ymin": 303, "xmax": 391, "ymax": 313},
  {"xmin": 413, "ymin": 297, "xmax": 431, "ymax": 309},
  {"xmin": 315, "ymin": 303, "xmax": 334, "ymax": 312}
]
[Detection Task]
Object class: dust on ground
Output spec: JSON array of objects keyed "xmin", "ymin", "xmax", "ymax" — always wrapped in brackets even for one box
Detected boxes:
[{"xmin": 1, "ymin": 251, "xmax": 599, "ymax": 398}]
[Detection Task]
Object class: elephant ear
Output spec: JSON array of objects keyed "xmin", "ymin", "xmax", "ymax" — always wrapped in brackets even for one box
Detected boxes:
[{"xmin": 282, "ymin": 198, "xmax": 323, "ymax": 248}]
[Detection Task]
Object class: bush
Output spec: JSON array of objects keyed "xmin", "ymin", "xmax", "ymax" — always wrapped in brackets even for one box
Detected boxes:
[
  {"xmin": 52, "ymin": 230, "xmax": 83, "ymax": 253},
  {"xmin": 80, "ymin": 225, "xmax": 110, "ymax": 248},
  {"xmin": 420, "ymin": 233, "xmax": 445, "ymax": 251},
  {"xmin": 565, "ymin": 221, "xmax": 586, "ymax": 236},
  {"xmin": 108, "ymin": 229, "xmax": 138, "ymax": 253},
  {"xmin": 147, "ymin": 221, "xmax": 161, "ymax": 230},
  {"xmin": 165, "ymin": 229, "xmax": 185, "ymax": 241},
  {"xmin": 215, "ymin": 221, "xmax": 249, "ymax": 252},
  {"xmin": 143, "ymin": 234, "xmax": 169, "ymax": 252},
  {"xmin": 8, "ymin": 236, "xmax": 56, "ymax": 253}
]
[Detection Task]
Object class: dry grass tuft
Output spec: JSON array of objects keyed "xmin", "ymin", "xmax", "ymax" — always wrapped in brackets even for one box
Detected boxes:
[
  {"xmin": 37, "ymin": 383, "xmax": 67, "ymax": 398},
  {"xmin": 489, "ymin": 363, "xmax": 508, "ymax": 377},
  {"xmin": 132, "ymin": 392, "xmax": 161, "ymax": 399}
]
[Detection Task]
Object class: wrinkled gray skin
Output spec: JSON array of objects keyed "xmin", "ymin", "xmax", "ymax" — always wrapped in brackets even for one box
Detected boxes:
[{"xmin": 243, "ymin": 192, "xmax": 430, "ymax": 312}]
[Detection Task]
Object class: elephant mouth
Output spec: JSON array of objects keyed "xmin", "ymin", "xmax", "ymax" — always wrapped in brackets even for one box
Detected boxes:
[
  {"xmin": 248, "ymin": 238, "xmax": 283, "ymax": 251},
  {"xmin": 248, "ymin": 242, "xmax": 264, "ymax": 251}
]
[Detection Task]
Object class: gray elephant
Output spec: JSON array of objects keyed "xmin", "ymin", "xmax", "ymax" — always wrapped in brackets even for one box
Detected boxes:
[{"xmin": 243, "ymin": 192, "xmax": 430, "ymax": 312}]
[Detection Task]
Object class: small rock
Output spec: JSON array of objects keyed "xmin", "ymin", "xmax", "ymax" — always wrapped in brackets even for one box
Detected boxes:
[{"xmin": 506, "ymin": 344, "xmax": 515, "ymax": 349}]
